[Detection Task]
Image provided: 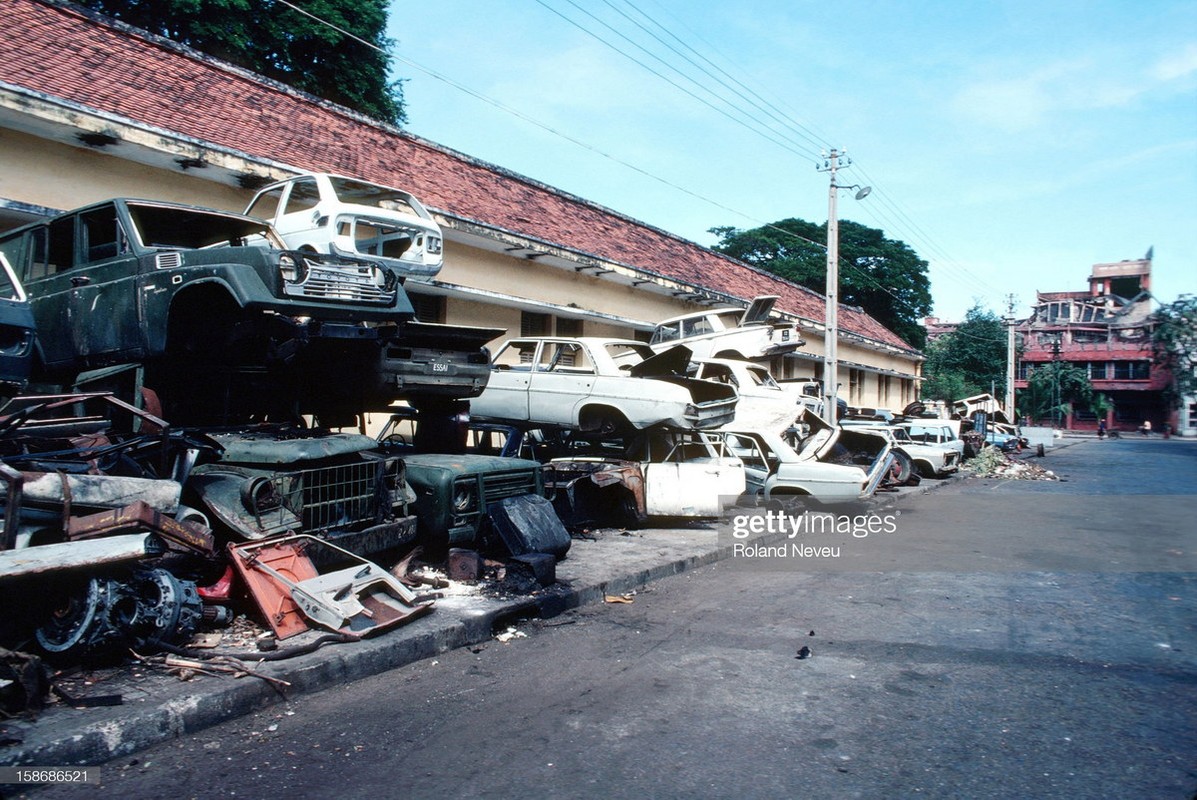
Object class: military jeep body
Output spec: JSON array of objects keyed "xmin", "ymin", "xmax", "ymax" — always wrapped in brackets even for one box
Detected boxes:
[
  {"xmin": 187, "ymin": 428, "xmax": 418, "ymax": 558},
  {"xmin": 0, "ymin": 199, "xmax": 496, "ymax": 422}
]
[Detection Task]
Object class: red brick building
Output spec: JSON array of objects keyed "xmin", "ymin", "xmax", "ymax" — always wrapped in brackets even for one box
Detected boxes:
[{"xmin": 1014, "ymin": 257, "xmax": 1169, "ymax": 433}]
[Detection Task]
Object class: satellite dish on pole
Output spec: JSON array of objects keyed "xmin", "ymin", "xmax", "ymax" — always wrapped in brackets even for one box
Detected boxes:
[{"xmin": 855, "ymin": 186, "xmax": 873, "ymax": 201}]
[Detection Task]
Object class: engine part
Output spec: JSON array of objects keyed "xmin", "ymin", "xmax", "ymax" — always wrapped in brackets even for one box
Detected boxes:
[{"xmin": 34, "ymin": 568, "xmax": 203, "ymax": 660}]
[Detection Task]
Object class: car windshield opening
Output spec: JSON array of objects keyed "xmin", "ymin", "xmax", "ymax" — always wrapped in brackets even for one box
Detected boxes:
[
  {"xmin": 128, "ymin": 204, "xmax": 274, "ymax": 249},
  {"xmin": 329, "ymin": 177, "xmax": 420, "ymax": 215}
]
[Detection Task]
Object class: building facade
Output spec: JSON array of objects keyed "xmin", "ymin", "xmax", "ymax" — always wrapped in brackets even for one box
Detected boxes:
[
  {"xmin": 0, "ymin": 0, "xmax": 923, "ymax": 415},
  {"xmin": 1014, "ymin": 257, "xmax": 1172, "ymax": 433}
]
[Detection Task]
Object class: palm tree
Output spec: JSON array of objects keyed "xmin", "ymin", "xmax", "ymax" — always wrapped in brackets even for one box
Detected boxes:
[{"xmin": 1090, "ymin": 392, "xmax": 1115, "ymax": 429}]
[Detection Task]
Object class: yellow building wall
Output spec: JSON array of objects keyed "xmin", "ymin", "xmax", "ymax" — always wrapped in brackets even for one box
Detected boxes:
[
  {"xmin": 432, "ymin": 241, "xmax": 687, "ymax": 336},
  {"xmin": 0, "ymin": 129, "xmax": 249, "ymax": 213}
]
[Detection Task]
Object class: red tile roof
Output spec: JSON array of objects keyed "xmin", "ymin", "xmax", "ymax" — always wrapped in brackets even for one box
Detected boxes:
[{"xmin": 1, "ymin": 0, "xmax": 915, "ymax": 352}]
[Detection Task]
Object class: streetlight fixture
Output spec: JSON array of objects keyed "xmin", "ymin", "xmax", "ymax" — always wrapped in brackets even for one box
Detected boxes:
[{"xmin": 819, "ymin": 149, "xmax": 871, "ymax": 424}]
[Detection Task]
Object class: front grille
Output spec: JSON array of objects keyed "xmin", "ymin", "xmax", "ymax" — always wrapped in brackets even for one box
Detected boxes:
[
  {"xmin": 481, "ymin": 470, "xmax": 540, "ymax": 505},
  {"xmin": 272, "ymin": 458, "xmax": 403, "ymax": 533},
  {"xmin": 283, "ymin": 264, "xmax": 394, "ymax": 304}
]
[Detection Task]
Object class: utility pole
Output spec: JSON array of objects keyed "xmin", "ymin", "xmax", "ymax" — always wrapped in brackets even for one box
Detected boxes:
[
  {"xmin": 816, "ymin": 149, "xmax": 870, "ymax": 425},
  {"xmin": 1004, "ymin": 293, "xmax": 1017, "ymax": 417},
  {"xmin": 1051, "ymin": 337, "xmax": 1062, "ymax": 428},
  {"xmin": 819, "ymin": 150, "xmax": 842, "ymax": 425}
]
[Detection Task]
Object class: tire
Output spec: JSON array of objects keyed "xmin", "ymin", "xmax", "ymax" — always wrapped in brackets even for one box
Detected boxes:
[{"xmin": 890, "ymin": 450, "xmax": 913, "ymax": 484}]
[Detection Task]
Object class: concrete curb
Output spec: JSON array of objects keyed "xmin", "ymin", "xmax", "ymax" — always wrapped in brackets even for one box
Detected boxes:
[{"xmin": 0, "ymin": 525, "xmax": 743, "ymax": 769}]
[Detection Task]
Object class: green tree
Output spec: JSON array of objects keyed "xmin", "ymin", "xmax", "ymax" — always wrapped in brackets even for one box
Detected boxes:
[
  {"xmin": 1017, "ymin": 361, "xmax": 1093, "ymax": 426},
  {"xmin": 709, "ymin": 218, "xmax": 932, "ymax": 348},
  {"xmin": 1089, "ymin": 391, "xmax": 1115, "ymax": 421},
  {"xmin": 1152, "ymin": 294, "xmax": 1197, "ymax": 409},
  {"xmin": 919, "ymin": 305, "xmax": 1007, "ymax": 401},
  {"xmin": 79, "ymin": 0, "xmax": 406, "ymax": 125}
]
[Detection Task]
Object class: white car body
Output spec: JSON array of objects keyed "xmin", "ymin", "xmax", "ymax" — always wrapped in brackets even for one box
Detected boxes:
[
  {"xmin": 724, "ymin": 412, "xmax": 894, "ymax": 505},
  {"xmin": 470, "ymin": 337, "xmax": 738, "ymax": 433},
  {"xmin": 636, "ymin": 430, "xmax": 745, "ymax": 516},
  {"xmin": 841, "ymin": 420, "xmax": 960, "ymax": 477},
  {"xmin": 648, "ymin": 295, "xmax": 803, "ymax": 362},
  {"xmin": 545, "ymin": 430, "xmax": 745, "ymax": 520},
  {"xmin": 245, "ymin": 173, "xmax": 444, "ymax": 278},
  {"xmin": 690, "ymin": 358, "xmax": 812, "ymax": 432},
  {"xmin": 897, "ymin": 421, "xmax": 966, "ymax": 462}
]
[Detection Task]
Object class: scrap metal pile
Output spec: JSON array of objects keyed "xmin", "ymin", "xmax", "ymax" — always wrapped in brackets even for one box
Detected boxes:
[
  {"xmin": 0, "ymin": 394, "xmax": 447, "ymax": 669},
  {"xmin": 0, "ymin": 184, "xmax": 575, "ymax": 694}
]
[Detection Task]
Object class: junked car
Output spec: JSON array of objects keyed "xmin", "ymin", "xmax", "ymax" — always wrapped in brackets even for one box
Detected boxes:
[
  {"xmin": 0, "ymin": 199, "xmax": 408, "ymax": 416},
  {"xmin": 0, "ymin": 253, "xmax": 35, "ymax": 406},
  {"xmin": 840, "ymin": 419, "xmax": 960, "ymax": 478},
  {"xmin": 245, "ymin": 173, "xmax": 444, "ymax": 278},
  {"xmin": 691, "ymin": 358, "xmax": 810, "ymax": 432},
  {"xmin": 186, "ymin": 427, "xmax": 418, "ymax": 559},
  {"xmin": 543, "ymin": 429, "xmax": 745, "ymax": 528},
  {"xmin": 469, "ymin": 338, "xmax": 738, "ymax": 435},
  {"xmin": 375, "ymin": 410, "xmax": 549, "ymax": 554},
  {"xmin": 897, "ymin": 421, "xmax": 965, "ymax": 461},
  {"xmin": 648, "ymin": 295, "xmax": 803, "ymax": 363},
  {"xmin": 723, "ymin": 411, "xmax": 893, "ymax": 505},
  {"xmin": 0, "ymin": 198, "xmax": 496, "ymax": 424}
]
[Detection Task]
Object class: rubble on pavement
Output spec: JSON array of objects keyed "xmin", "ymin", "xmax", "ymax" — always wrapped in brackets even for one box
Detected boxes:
[{"xmin": 963, "ymin": 446, "xmax": 1058, "ymax": 480}]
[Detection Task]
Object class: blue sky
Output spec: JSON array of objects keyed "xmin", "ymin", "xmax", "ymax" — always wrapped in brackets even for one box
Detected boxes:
[{"xmin": 387, "ymin": 0, "xmax": 1196, "ymax": 323}]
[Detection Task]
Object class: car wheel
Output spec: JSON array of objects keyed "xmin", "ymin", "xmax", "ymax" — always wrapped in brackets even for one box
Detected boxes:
[{"xmin": 890, "ymin": 450, "xmax": 913, "ymax": 484}]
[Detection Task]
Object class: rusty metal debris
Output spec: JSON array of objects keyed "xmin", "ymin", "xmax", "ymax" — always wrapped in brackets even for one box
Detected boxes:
[
  {"xmin": 487, "ymin": 494, "xmax": 571, "ymax": 559},
  {"xmin": 229, "ymin": 534, "xmax": 433, "ymax": 640},
  {"xmin": 66, "ymin": 501, "xmax": 214, "ymax": 555},
  {"xmin": 0, "ymin": 533, "xmax": 167, "ymax": 580},
  {"xmin": 0, "ymin": 647, "xmax": 49, "ymax": 716}
]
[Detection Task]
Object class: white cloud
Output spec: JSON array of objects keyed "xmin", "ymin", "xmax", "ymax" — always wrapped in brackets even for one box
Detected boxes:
[
  {"xmin": 953, "ymin": 39, "xmax": 1197, "ymax": 135},
  {"xmin": 952, "ymin": 74, "xmax": 1053, "ymax": 132},
  {"xmin": 1152, "ymin": 42, "xmax": 1197, "ymax": 81}
]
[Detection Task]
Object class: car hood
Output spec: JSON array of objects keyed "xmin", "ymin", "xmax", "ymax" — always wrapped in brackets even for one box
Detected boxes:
[
  {"xmin": 740, "ymin": 295, "xmax": 779, "ymax": 326},
  {"xmin": 209, "ymin": 431, "xmax": 379, "ymax": 464},
  {"xmin": 628, "ymin": 344, "xmax": 692, "ymax": 378}
]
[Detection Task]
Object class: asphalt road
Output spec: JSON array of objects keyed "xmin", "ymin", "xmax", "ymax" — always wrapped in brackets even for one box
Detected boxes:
[{"xmin": 19, "ymin": 438, "xmax": 1197, "ymax": 800}]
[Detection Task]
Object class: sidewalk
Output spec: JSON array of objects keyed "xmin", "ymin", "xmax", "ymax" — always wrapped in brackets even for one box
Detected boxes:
[{"xmin": 0, "ymin": 522, "xmax": 744, "ymax": 768}]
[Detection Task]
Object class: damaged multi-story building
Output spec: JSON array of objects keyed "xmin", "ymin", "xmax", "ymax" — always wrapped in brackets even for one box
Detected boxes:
[{"xmin": 1014, "ymin": 256, "xmax": 1173, "ymax": 434}]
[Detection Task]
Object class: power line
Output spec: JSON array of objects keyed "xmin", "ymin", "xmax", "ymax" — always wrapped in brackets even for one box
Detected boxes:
[
  {"xmin": 548, "ymin": 1, "xmax": 992, "ymax": 313},
  {"xmin": 605, "ymin": 0, "xmax": 832, "ymax": 155},
  {"xmin": 530, "ymin": 0, "xmax": 824, "ymax": 161},
  {"xmin": 272, "ymin": 0, "xmax": 951, "ymax": 329}
]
